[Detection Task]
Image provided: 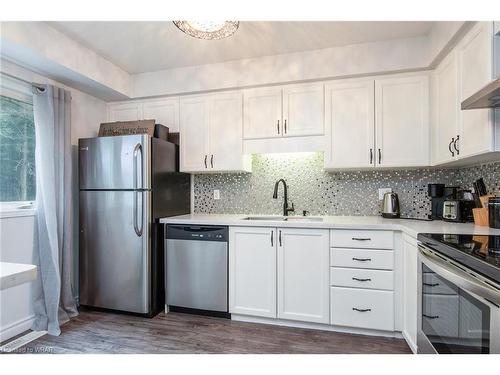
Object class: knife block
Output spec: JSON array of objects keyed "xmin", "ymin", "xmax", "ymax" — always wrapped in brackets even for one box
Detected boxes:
[{"xmin": 473, "ymin": 208, "xmax": 489, "ymax": 226}]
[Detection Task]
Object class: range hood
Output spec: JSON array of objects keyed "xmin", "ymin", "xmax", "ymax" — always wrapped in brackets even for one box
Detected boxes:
[{"xmin": 461, "ymin": 78, "xmax": 500, "ymax": 110}]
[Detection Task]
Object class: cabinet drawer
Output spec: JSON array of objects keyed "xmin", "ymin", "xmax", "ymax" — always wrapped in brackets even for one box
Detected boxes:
[
  {"xmin": 330, "ymin": 287, "xmax": 394, "ymax": 331},
  {"xmin": 330, "ymin": 267, "xmax": 394, "ymax": 290},
  {"xmin": 330, "ymin": 230, "xmax": 394, "ymax": 249},
  {"xmin": 330, "ymin": 248, "xmax": 394, "ymax": 270}
]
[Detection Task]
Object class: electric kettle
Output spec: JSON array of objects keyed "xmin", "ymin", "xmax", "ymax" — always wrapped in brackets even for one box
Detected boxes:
[{"xmin": 382, "ymin": 192, "xmax": 400, "ymax": 218}]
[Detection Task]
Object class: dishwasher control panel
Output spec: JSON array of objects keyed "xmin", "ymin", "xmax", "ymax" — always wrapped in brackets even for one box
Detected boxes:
[{"xmin": 166, "ymin": 225, "xmax": 228, "ymax": 242}]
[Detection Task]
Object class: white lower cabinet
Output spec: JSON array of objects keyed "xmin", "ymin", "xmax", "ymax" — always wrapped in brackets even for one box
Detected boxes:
[
  {"xmin": 402, "ymin": 235, "xmax": 418, "ymax": 351},
  {"xmin": 330, "ymin": 287, "xmax": 395, "ymax": 331},
  {"xmin": 277, "ymin": 228, "xmax": 330, "ymax": 324},
  {"xmin": 229, "ymin": 227, "xmax": 277, "ymax": 318},
  {"xmin": 330, "ymin": 267, "xmax": 394, "ymax": 291}
]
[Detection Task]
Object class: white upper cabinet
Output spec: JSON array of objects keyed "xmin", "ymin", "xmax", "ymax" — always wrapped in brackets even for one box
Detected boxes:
[
  {"xmin": 282, "ymin": 83, "xmax": 325, "ymax": 137},
  {"xmin": 324, "ymin": 80, "xmax": 375, "ymax": 169},
  {"xmin": 243, "ymin": 83, "xmax": 324, "ymax": 140},
  {"xmin": 243, "ymin": 87, "xmax": 282, "ymax": 139},
  {"xmin": 277, "ymin": 228, "xmax": 330, "ymax": 324},
  {"xmin": 180, "ymin": 92, "xmax": 251, "ymax": 173},
  {"xmin": 375, "ymin": 75, "xmax": 430, "ymax": 167},
  {"xmin": 457, "ymin": 22, "xmax": 495, "ymax": 158},
  {"xmin": 432, "ymin": 50, "xmax": 460, "ymax": 165},
  {"xmin": 179, "ymin": 94, "xmax": 210, "ymax": 172},
  {"xmin": 229, "ymin": 227, "xmax": 277, "ymax": 318},
  {"xmin": 142, "ymin": 98, "xmax": 180, "ymax": 132},
  {"xmin": 107, "ymin": 102, "xmax": 142, "ymax": 122}
]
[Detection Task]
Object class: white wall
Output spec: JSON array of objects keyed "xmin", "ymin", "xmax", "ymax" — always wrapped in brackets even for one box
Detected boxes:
[{"xmin": 0, "ymin": 59, "xmax": 106, "ymax": 341}]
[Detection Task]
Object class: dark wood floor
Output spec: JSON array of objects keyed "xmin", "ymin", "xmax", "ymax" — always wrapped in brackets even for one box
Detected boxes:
[{"xmin": 15, "ymin": 309, "xmax": 411, "ymax": 354}]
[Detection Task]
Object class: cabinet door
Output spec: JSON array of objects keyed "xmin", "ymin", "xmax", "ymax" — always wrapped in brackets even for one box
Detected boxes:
[
  {"xmin": 282, "ymin": 83, "xmax": 324, "ymax": 137},
  {"xmin": 208, "ymin": 92, "xmax": 249, "ymax": 172},
  {"xmin": 243, "ymin": 87, "xmax": 282, "ymax": 139},
  {"xmin": 324, "ymin": 80, "xmax": 375, "ymax": 169},
  {"xmin": 277, "ymin": 228, "xmax": 330, "ymax": 324},
  {"xmin": 179, "ymin": 95, "xmax": 210, "ymax": 172},
  {"xmin": 142, "ymin": 98, "xmax": 180, "ymax": 132},
  {"xmin": 107, "ymin": 102, "xmax": 142, "ymax": 122},
  {"xmin": 375, "ymin": 75, "xmax": 430, "ymax": 167},
  {"xmin": 432, "ymin": 51, "xmax": 460, "ymax": 165},
  {"xmin": 458, "ymin": 22, "xmax": 494, "ymax": 158},
  {"xmin": 229, "ymin": 227, "xmax": 277, "ymax": 318},
  {"xmin": 403, "ymin": 236, "xmax": 418, "ymax": 352}
]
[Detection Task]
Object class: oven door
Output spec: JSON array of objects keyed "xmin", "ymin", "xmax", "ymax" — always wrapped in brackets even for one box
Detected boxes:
[{"xmin": 417, "ymin": 244, "xmax": 500, "ymax": 354}]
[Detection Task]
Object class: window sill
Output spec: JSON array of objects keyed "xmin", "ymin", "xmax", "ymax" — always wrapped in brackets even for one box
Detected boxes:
[{"xmin": 0, "ymin": 203, "xmax": 36, "ymax": 219}]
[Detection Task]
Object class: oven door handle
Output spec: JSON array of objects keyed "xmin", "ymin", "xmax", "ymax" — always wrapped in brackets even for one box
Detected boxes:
[{"xmin": 418, "ymin": 245, "xmax": 500, "ymax": 307}]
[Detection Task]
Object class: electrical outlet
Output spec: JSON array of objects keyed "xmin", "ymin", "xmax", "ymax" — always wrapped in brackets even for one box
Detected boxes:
[
  {"xmin": 213, "ymin": 190, "xmax": 220, "ymax": 200},
  {"xmin": 378, "ymin": 187, "xmax": 392, "ymax": 201}
]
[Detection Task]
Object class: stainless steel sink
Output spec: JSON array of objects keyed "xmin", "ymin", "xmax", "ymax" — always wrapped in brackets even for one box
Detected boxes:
[{"xmin": 242, "ymin": 216, "xmax": 323, "ymax": 222}]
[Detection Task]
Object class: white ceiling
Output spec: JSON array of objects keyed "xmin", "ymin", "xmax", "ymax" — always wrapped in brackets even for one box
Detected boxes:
[{"xmin": 49, "ymin": 21, "xmax": 435, "ymax": 74}]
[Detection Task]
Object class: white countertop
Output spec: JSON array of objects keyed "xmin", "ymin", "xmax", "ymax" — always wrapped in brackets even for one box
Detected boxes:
[
  {"xmin": 0, "ymin": 262, "xmax": 37, "ymax": 291},
  {"xmin": 160, "ymin": 214, "xmax": 500, "ymax": 238}
]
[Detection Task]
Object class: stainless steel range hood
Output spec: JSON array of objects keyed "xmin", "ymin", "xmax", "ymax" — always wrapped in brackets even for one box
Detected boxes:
[{"xmin": 461, "ymin": 78, "xmax": 500, "ymax": 110}]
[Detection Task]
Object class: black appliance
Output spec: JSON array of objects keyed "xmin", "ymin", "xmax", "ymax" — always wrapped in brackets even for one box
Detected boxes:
[
  {"xmin": 489, "ymin": 197, "xmax": 500, "ymax": 229},
  {"xmin": 416, "ymin": 233, "xmax": 500, "ymax": 354}
]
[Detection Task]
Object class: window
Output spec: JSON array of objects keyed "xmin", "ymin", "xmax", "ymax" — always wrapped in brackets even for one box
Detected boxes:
[{"xmin": 0, "ymin": 94, "xmax": 36, "ymax": 203}]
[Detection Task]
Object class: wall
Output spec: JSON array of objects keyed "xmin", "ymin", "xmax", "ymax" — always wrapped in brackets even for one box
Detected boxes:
[
  {"xmin": 0, "ymin": 59, "xmax": 106, "ymax": 341},
  {"xmin": 193, "ymin": 153, "xmax": 500, "ymax": 219}
]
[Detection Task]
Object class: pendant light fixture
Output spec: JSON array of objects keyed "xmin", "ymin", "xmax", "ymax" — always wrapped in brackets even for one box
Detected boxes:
[{"xmin": 173, "ymin": 21, "xmax": 239, "ymax": 40}]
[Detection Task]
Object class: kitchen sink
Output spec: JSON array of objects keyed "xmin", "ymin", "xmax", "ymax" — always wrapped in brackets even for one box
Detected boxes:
[{"xmin": 242, "ymin": 216, "xmax": 324, "ymax": 222}]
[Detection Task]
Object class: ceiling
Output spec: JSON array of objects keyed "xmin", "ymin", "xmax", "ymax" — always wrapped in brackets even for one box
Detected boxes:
[{"xmin": 49, "ymin": 21, "xmax": 435, "ymax": 74}]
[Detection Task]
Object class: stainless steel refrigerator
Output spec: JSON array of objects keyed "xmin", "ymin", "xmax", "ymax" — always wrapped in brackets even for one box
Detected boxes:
[{"xmin": 78, "ymin": 134, "xmax": 190, "ymax": 316}]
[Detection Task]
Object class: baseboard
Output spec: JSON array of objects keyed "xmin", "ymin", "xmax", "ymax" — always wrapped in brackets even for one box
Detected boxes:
[
  {"xmin": 231, "ymin": 314, "xmax": 403, "ymax": 339},
  {"xmin": 0, "ymin": 315, "xmax": 35, "ymax": 343},
  {"xmin": 402, "ymin": 330, "xmax": 418, "ymax": 354}
]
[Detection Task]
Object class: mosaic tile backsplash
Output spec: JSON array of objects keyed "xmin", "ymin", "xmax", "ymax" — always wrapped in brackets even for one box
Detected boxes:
[{"xmin": 193, "ymin": 153, "xmax": 500, "ymax": 219}]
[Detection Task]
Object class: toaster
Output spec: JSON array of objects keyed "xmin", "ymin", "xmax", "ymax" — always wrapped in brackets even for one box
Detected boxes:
[{"xmin": 442, "ymin": 199, "xmax": 475, "ymax": 222}]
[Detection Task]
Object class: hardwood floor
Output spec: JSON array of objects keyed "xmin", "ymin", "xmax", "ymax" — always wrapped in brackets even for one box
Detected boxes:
[{"xmin": 14, "ymin": 309, "xmax": 411, "ymax": 354}]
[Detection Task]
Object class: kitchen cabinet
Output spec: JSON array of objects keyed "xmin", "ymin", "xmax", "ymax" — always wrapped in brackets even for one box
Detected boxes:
[
  {"xmin": 277, "ymin": 228, "xmax": 329, "ymax": 324},
  {"xmin": 324, "ymin": 80, "xmax": 375, "ymax": 169},
  {"xmin": 375, "ymin": 75, "xmax": 430, "ymax": 167},
  {"xmin": 107, "ymin": 98, "xmax": 180, "ymax": 132},
  {"xmin": 432, "ymin": 50, "xmax": 460, "ymax": 165},
  {"xmin": 180, "ymin": 92, "xmax": 251, "ymax": 173},
  {"xmin": 243, "ymin": 83, "xmax": 324, "ymax": 140},
  {"xmin": 325, "ymin": 73, "xmax": 429, "ymax": 169},
  {"xmin": 457, "ymin": 21, "xmax": 495, "ymax": 159},
  {"xmin": 229, "ymin": 227, "xmax": 277, "ymax": 318},
  {"xmin": 402, "ymin": 235, "xmax": 418, "ymax": 352}
]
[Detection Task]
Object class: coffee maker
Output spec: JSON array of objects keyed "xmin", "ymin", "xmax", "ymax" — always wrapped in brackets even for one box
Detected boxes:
[{"xmin": 428, "ymin": 184, "xmax": 459, "ymax": 220}]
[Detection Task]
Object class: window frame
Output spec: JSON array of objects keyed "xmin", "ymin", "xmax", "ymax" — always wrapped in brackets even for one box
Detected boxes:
[{"xmin": 0, "ymin": 74, "xmax": 36, "ymax": 218}]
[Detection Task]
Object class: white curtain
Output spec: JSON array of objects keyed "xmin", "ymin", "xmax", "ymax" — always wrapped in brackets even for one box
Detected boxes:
[{"xmin": 32, "ymin": 84, "xmax": 78, "ymax": 336}]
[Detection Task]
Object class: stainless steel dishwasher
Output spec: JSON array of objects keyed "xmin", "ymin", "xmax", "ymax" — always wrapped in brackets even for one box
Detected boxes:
[{"xmin": 165, "ymin": 225, "xmax": 229, "ymax": 317}]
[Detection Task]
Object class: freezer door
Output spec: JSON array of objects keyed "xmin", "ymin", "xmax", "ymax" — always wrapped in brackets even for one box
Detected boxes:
[
  {"xmin": 79, "ymin": 134, "xmax": 151, "ymax": 190},
  {"xmin": 79, "ymin": 190, "xmax": 151, "ymax": 313}
]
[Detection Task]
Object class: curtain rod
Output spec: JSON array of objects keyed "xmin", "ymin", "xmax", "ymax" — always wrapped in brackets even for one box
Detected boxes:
[{"xmin": 0, "ymin": 71, "xmax": 45, "ymax": 90}]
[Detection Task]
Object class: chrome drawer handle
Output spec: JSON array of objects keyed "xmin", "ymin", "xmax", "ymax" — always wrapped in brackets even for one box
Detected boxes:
[
  {"xmin": 423, "ymin": 282, "xmax": 439, "ymax": 287},
  {"xmin": 423, "ymin": 314, "xmax": 439, "ymax": 320},
  {"xmin": 352, "ymin": 237, "xmax": 371, "ymax": 241},
  {"xmin": 352, "ymin": 308, "xmax": 371, "ymax": 312},
  {"xmin": 352, "ymin": 257, "xmax": 371, "ymax": 262},
  {"xmin": 352, "ymin": 277, "xmax": 371, "ymax": 282}
]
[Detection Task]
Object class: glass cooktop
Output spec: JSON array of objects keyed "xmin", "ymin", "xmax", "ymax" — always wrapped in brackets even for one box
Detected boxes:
[{"xmin": 417, "ymin": 233, "xmax": 500, "ymax": 284}]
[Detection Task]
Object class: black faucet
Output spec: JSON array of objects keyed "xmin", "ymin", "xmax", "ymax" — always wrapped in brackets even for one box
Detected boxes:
[{"xmin": 273, "ymin": 179, "xmax": 295, "ymax": 216}]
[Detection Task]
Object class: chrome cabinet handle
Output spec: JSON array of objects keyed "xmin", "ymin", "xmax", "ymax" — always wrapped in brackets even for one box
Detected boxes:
[
  {"xmin": 352, "ymin": 257, "xmax": 371, "ymax": 262},
  {"xmin": 210, "ymin": 154, "xmax": 214, "ymax": 168},
  {"xmin": 369, "ymin": 148, "xmax": 373, "ymax": 164},
  {"xmin": 352, "ymin": 308, "xmax": 371, "ymax": 312},
  {"xmin": 449, "ymin": 138, "xmax": 455, "ymax": 157},
  {"xmin": 279, "ymin": 230, "xmax": 282, "ymax": 247},
  {"xmin": 423, "ymin": 314, "xmax": 439, "ymax": 319},
  {"xmin": 352, "ymin": 237, "xmax": 371, "ymax": 241},
  {"xmin": 271, "ymin": 231, "xmax": 274, "ymax": 247},
  {"xmin": 453, "ymin": 135, "xmax": 460, "ymax": 155},
  {"xmin": 284, "ymin": 119, "xmax": 287, "ymax": 134},
  {"xmin": 352, "ymin": 277, "xmax": 371, "ymax": 282},
  {"xmin": 277, "ymin": 120, "xmax": 280, "ymax": 134},
  {"xmin": 204, "ymin": 155, "xmax": 207, "ymax": 168},
  {"xmin": 378, "ymin": 148, "xmax": 382, "ymax": 164}
]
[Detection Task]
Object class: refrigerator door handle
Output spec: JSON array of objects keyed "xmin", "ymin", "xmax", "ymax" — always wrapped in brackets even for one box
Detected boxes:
[
  {"xmin": 133, "ymin": 143, "xmax": 143, "ymax": 189},
  {"xmin": 134, "ymin": 191, "xmax": 144, "ymax": 237}
]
